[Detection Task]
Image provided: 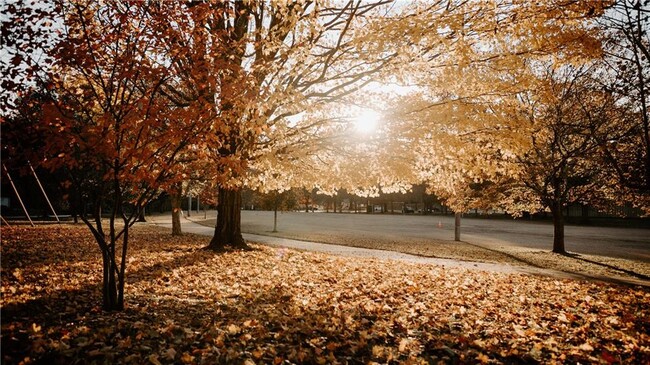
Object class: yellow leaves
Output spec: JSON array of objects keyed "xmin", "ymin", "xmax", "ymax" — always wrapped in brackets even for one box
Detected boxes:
[
  {"xmin": 117, "ymin": 336, "xmax": 132, "ymax": 349},
  {"xmin": 31, "ymin": 323, "xmax": 41, "ymax": 333},
  {"xmin": 227, "ymin": 324, "xmax": 241, "ymax": 335},
  {"xmin": 398, "ymin": 338, "xmax": 409, "ymax": 353},
  {"xmin": 180, "ymin": 352, "xmax": 194, "ymax": 364},
  {"xmin": 577, "ymin": 342, "xmax": 594, "ymax": 352},
  {"xmin": 251, "ymin": 348, "xmax": 264, "ymax": 360},
  {"xmin": 12, "ymin": 268, "xmax": 24, "ymax": 282},
  {"xmin": 147, "ymin": 354, "xmax": 162, "ymax": 365},
  {"xmin": 513, "ymin": 324, "xmax": 526, "ymax": 337},
  {"xmin": 165, "ymin": 347, "xmax": 177, "ymax": 360}
]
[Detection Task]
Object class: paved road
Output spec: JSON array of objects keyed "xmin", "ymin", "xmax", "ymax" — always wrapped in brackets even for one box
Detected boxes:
[
  {"xmin": 146, "ymin": 214, "xmax": 614, "ymax": 282},
  {"xmin": 236, "ymin": 211, "xmax": 650, "ymax": 262}
]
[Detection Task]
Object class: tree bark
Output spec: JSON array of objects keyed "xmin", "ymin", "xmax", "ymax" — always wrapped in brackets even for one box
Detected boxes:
[
  {"xmin": 116, "ymin": 220, "xmax": 128, "ymax": 310},
  {"xmin": 551, "ymin": 202, "xmax": 566, "ymax": 254},
  {"xmin": 208, "ymin": 186, "xmax": 248, "ymax": 250},
  {"xmin": 304, "ymin": 192, "xmax": 310, "ymax": 212},
  {"xmin": 101, "ymin": 251, "xmax": 121, "ymax": 311},
  {"xmin": 170, "ymin": 185, "xmax": 183, "ymax": 236},
  {"xmin": 137, "ymin": 206, "xmax": 146, "ymax": 222},
  {"xmin": 454, "ymin": 212, "xmax": 461, "ymax": 241}
]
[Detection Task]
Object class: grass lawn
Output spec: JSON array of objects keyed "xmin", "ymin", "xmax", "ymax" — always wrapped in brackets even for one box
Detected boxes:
[{"xmin": 2, "ymin": 224, "xmax": 649, "ymax": 364}]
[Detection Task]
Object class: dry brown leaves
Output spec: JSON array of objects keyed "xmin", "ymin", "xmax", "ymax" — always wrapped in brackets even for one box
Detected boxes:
[
  {"xmin": 231, "ymin": 219, "xmax": 650, "ymax": 283},
  {"xmin": 508, "ymin": 250, "xmax": 650, "ymax": 280},
  {"xmin": 1, "ymin": 224, "xmax": 649, "ymax": 364}
]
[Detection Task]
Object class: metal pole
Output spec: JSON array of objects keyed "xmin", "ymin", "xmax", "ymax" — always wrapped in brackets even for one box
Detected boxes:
[
  {"xmin": 2, "ymin": 164, "xmax": 34, "ymax": 227},
  {"xmin": 1, "ymin": 215, "xmax": 10, "ymax": 226},
  {"xmin": 28, "ymin": 161, "xmax": 60, "ymax": 223},
  {"xmin": 454, "ymin": 212, "xmax": 461, "ymax": 241},
  {"xmin": 273, "ymin": 205, "xmax": 278, "ymax": 232}
]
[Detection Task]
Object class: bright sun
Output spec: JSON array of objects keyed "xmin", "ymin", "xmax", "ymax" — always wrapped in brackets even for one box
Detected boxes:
[{"xmin": 354, "ymin": 109, "xmax": 381, "ymax": 134}]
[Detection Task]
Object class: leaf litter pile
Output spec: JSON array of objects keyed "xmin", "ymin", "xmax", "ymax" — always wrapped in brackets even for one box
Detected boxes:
[{"xmin": 2, "ymin": 224, "xmax": 649, "ymax": 364}]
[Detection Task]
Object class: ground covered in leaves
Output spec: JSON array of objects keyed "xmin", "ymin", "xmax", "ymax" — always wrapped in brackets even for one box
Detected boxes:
[
  {"xmin": 2, "ymin": 224, "xmax": 649, "ymax": 364},
  {"xmin": 201, "ymin": 218, "xmax": 650, "ymax": 284}
]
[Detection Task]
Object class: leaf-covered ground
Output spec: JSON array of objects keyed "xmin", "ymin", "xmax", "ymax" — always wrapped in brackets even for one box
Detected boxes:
[
  {"xmin": 200, "ymin": 218, "xmax": 650, "ymax": 283},
  {"xmin": 2, "ymin": 224, "xmax": 649, "ymax": 364}
]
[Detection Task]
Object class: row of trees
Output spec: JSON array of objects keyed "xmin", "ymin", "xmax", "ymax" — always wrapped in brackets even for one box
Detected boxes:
[
  {"xmin": 2, "ymin": 0, "xmax": 647, "ymax": 310},
  {"xmin": 400, "ymin": 1, "xmax": 650, "ymax": 253},
  {"xmin": 244, "ymin": 185, "xmax": 444, "ymax": 214}
]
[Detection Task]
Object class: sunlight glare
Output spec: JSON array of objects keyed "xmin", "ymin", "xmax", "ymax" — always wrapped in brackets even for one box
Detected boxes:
[{"xmin": 354, "ymin": 109, "xmax": 381, "ymax": 134}]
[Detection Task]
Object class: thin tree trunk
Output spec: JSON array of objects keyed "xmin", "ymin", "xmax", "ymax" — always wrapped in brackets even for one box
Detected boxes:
[
  {"xmin": 170, "ymin": 185, "xmax": 183, "ymax": 236},
  {"xmin": 454, "ymin": 212, "xmax": 461, "ymax": 241},
  {"xmin": 208, "ymin": 186, "xmax": 248, "ymax": 250},
  {"xmin": 102, "ymin": 251, "xmax": 119, "ymax": 311},
  {"xmin": 551, "ymin": 203, "xmax": 566, "ymax": 254},
  {"xmin": 137, "ymin": 206, "xmax": 146, "ymax": 222},
  {"xmin": 116, "ymin": 217, "xmax": 128, "ymax": 310},
  {"xmin": 80, "ymin": 188, "xmax": 126, "ymax": 312}
]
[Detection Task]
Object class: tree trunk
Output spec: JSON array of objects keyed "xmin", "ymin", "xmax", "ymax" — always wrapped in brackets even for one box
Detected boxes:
[
  {"xmin": 101, "ymin": 252, "xmax": 121, "ymax": 311},
  {"xmin": 137, "ymin": 206, "xmax": 146, "ymax": 222},
  {"xmin": 551, "ymin": 202, "xmax": 566, "ymax": 254},
  {"xmin": 454, "ymin": 212, "xmax": 461, "ymax": 241},
  {"xmin": 117, "ymin": 220, "xmax": 128, "ymax": 310},
  {"xmin": 170, "ymin": 186, "xmax": 183, "ymax": 236},
  {"xmin": 208, "ymin": 186, "xmax": 248, "ymax": 250}
]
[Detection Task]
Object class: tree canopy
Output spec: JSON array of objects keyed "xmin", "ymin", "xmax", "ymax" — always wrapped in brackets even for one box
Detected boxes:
[{"xmin": 2, "ymin": 0, "xmax": 648, "ymax": 310}]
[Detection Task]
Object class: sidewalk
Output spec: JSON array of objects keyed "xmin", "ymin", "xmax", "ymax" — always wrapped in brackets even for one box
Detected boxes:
[{"xmin": 146, "ymin": 213, "xmax": 650, "ymax": 287}]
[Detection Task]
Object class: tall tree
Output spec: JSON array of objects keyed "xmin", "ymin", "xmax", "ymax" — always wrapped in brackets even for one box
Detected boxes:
[
  {"xmin": 389, "ymin": 1, "xmax": 609, "ymax": 246},
  {"xmin": 156, "ymin": 0, "xmax": 416, "ymax": 250},
  {"xmin": 500, "ymin": 67, "xmax": 620, "ymax": 253},
  {"xmin": 4, "ymin": 0, "xmax": 203, "ymax": 310},
  {"xmin": 596, "ymin": 0, "xmax": 650, "ymax": 206}
]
